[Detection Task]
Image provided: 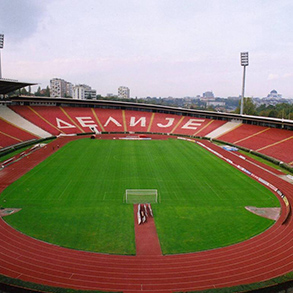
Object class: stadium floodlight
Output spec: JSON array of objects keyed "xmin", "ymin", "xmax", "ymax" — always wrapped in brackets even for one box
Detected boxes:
[
  {"xmin": 0, "ymin": 34, "xmax": 3, "ymax": 49},
  {"xmin": 0, "ymin": 34, "xmax": 4, "ymax": 49},
  {"xmin": 0, "ymin": 34, "xmax": 3, "ymax": 79},
  {"xmin": 241, "ymin": 52, "xmax": 249, "ymax": 66},
  {"xmin": 240, "ymin": 52, "xmax": 249, "ymax": 115}
]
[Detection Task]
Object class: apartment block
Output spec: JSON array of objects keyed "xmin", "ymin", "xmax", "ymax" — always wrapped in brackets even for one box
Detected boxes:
[
  {"xmin": 118, "ymin": 86, "xmax": 130, "ymax": 99},
  {"xmin": 50, "ymin": 78, "xmax": 74, "ymax": 98},
  {"xmin": 74, "ymin": 84, "xmax": 96, "ymax": 100}
]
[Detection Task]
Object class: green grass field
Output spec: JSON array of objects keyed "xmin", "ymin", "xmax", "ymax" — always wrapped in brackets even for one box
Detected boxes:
[{"xmin": 1, "ymin": 139, "xmax": 279, "ymax": 255}]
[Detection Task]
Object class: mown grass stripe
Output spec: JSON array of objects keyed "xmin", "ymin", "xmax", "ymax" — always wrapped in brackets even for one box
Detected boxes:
[{"xmin": 1, "ymin": 139, "xmax": 279, "ymax": 255}]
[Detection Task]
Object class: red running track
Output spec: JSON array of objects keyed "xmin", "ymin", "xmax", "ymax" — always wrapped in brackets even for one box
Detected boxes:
[
  {"xmin": 134, "ymin": 204, "xmax": 162, "ymax": 256},
  {"xmin": 0, "ymin": 137, "xmax": 292, "ymax": 293}
]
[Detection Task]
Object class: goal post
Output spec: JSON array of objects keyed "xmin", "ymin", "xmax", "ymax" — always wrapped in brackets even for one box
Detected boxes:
[{"xmin": 124, "ymin": 189, "xmax": 158, "ymax": 204}]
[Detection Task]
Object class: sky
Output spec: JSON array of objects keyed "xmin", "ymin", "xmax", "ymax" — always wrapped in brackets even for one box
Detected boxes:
[{"xmin": 0, "ymin": 0, "xmax": 292, "ymax": 98}]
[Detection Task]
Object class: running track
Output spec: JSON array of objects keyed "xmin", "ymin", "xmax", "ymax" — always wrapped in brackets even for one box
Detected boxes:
[{"xmin": 0, "ymin": 136, "xmax": 292, "ymax": 293}]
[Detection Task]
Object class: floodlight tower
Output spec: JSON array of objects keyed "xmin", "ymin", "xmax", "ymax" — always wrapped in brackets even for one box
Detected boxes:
[
  {"xmin": 240, "ymin": 52, "xmax": 249, "ymax": 115},
  {"xmin": 0, "ymin": 34, "xmax": 4, "ymax": 79}
]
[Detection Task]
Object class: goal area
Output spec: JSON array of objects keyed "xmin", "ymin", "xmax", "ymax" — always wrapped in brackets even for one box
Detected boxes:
[{"xmin": 124, "ymin": 189, "xmax": 158, "ymax": 204}]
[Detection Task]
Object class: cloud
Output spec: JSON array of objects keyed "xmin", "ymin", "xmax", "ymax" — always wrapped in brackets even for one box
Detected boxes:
[
  {"xmin": 0, "ymin": 0, "xmax": 46, "ymax": 42},
  {"xmin": 283, "ymin": 73, "xmax": 293, "ymax": 78},
  {"xmin": 268, "ymin": 74, "xmax": 279, "ymax": 80},
  {"xmin": 1, "ymin": 0, "xmax": 293, "ymax": 97}
]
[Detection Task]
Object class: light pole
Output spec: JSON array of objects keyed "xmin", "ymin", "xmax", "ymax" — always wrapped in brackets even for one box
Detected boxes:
[
  {"xmin": 0, "ymin": 34, "xmax": 4, "ymax": 79},
  {"xmin": 240, "ymin": 52, "xmax": 249, "ymax": 115}
]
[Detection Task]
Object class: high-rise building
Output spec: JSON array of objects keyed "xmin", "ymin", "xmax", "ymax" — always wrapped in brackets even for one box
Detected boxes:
[
  {"xmin": 118, "ymin": 86, "xmax": 130, "ymax": 99},
  {"xmin": 50, "ymin": 78, "xmax": 96, "ymax": 99},
  {"xmin": 202, "ymin": 91, "xmax": 214, "ymax": 99},
  {"xmin": 50, "ymin": 78, "xmax": 73, "ymax": 98},
  {"xmin": 66, "ymin": 82, "xmax": 74, "ymax": 98},
  {"xmin": 74, "ymin": 84, "xmax": 96, "ymax": 100}
]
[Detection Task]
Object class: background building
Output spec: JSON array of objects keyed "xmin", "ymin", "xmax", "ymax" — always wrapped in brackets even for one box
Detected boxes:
[
  {"xmin": 118, "ymin": 86, "xmax": 130, "ymax": 99},
  {"xmin": 74, "ymin": 84, "xmax": 96, "ymax": 100},
  {"xmin": 206, "ymin": 101, "xmax": 225, "ymax": 107},
  {"xmin": 267, "ymin": 89, "xmax": 282, "ymax": 99},
  {"xmin": 66, "ymin": 82, "xmax": 74, "ymax": 98},
  {"xmin": 50, "ymin": 78, "xmax": 74, "ymax": 98},
  {"xmin": 202, "ymin": 91, "xmax": 215, "ymax": 99}
]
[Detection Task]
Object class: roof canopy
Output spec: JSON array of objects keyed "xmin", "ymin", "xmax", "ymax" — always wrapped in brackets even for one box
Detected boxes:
[{"xmin": 0, "ymin": 79, "xmax": 37, "ymax": 95}]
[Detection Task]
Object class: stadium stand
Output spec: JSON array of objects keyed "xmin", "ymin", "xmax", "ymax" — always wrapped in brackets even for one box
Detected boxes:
[
  {"xmin": 93, "ymin": 108, "xmax": 124, "ymax": 132},
  {"xmin": 0, "ymin": 106, "xmax": 52, "ymax": 149},
  {"xmin": 0, "ymin": 132, "xmax": 22, "ymax": 149},
  {"xmin": 206, "ymin": 120, "xmax": 242, "ymax": 138},
  {"xmin": 168, "ymin": 116, "xmax": 206, "ymax": 135},
  {"xmin": 58, "ymin": 106, "xmax": 98, "ymax": 133},
  {"xmin": 216, "ymin": 123, "xmax": 269, "ymax": 144},
  {"xmin": 9, "ymin": 105, "xmax": 75, "ymax": 135},
  {"xmin": 1, "ymin": 103, "xmax": 293, "ymax": 165},
  {"xmin": 0, "ymin": 118, "xmax": 38, "ymax": 148},
  {"xmin": 146, "ymin": 112, "xmax": 183, "ymax": 134},
  {"xmin": 216, "ymin": 124, "xmax": 293, "ymax": 164},
  {"xmin": 123, "ymin": 110, "xmax": 154, "ymax": 133},
  {"xmin": 192, "ymin": 119, "xmax": 227, "ymax": 137},
  {"xmin": 0, "ymin": 106, "xmax": 51, "ymax": 139},
  {"xmin": 257, "ymin": 136, "xmax": 293, "ymax": 165},
  {"xmin": 252, "ymin": 128, "xmax": 293, "ymax": 149}
]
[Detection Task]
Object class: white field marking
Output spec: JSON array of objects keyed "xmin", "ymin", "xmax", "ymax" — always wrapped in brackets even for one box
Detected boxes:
[
  {"xmin": 58, "ymin": 180, "xmax": 72, "ymax": 200},
  {"xmin": 204, "ymin": 181, "xmax": 222, "ymax": 199},
  {"xmin": 230, "ymin": 151, "xmax": 280, "ymax": 177}
]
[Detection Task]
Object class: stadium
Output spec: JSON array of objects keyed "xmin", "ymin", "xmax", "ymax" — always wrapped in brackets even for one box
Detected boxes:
[{"xmin": 0, "ymin": 81, "xmax": 293, "ymax": 293}]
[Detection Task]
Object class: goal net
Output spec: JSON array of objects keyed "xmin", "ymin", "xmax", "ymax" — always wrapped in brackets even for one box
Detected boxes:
[{"xmin": 124, "ymin": 189, "xmax": 158, "ymax": 204}]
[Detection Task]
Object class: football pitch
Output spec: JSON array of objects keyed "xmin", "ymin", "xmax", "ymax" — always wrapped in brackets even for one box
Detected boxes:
[{"xmin": 1, "ymin": 138, "xmax": 279, "ymax": 255}]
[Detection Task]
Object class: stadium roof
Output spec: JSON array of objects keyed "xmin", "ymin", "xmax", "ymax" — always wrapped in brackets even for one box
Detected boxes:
[{"xmin": 0, "ymin": 79, "xmax": 37, "ymax": 94}]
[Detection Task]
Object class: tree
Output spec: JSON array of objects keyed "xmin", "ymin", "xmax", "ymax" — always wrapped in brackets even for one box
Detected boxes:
[
  {"xmin": 268, "ymin": 109, "xmax": 278, "ymax": 118},
  {"xmin": 45, "ymin": 86, "xmax": 50, "ymax": 97},
  {"xmin": 35, "ymin": 86, "xmax": 42, "ymax": 96},
  {"xmin": 235, "ymin": 97, "xmax": 257, "ymax": 115},
  {"xmin": 206, "ymin": 105, "xmax": 216, "ymax": 111},
  {"xmin": 20, "ymin": 88, "xmax": 28, "ymax": 95}
]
